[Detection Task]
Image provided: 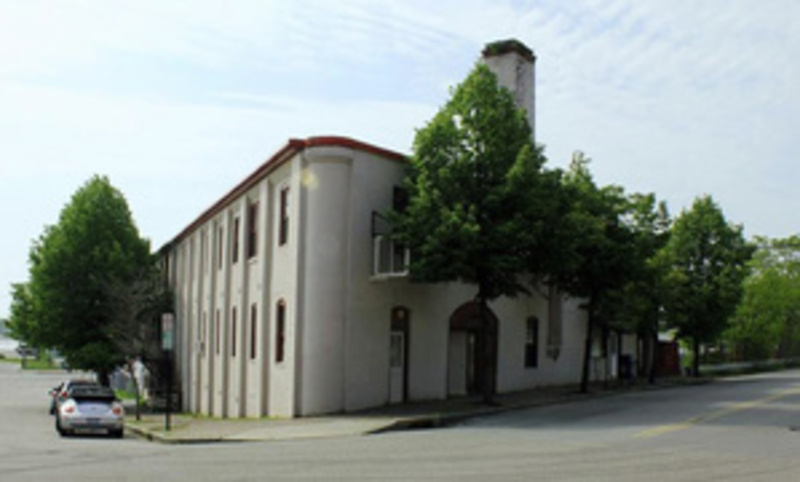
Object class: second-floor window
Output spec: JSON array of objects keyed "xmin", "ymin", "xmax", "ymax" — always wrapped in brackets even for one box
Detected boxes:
[
  {"xmin": 279, "ymin": 187, "xmax": 289, "ymax": 246},
  {"xmin": 217, "ymin": 226, "xmax": 224, "ymax": 270},
  {"xmin": 247, "ymin": 202, "xmax": 258, "ymax": 258},
  {"xmin": 232, "ymin": 217, "xmax": 240, "ymax": 264}
]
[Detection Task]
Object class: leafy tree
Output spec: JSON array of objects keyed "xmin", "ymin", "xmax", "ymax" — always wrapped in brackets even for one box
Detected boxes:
[
  {"xmin": 23, "ymin": 175, "xmax": 151, "ymax": 384},
  {"xmin": 614, "ymin": 194, "xmax": 671, "ymax": 383},
  {"xmin": 104, "ymin": 262, "xmax": 173, "ymax": 419},
  {"xmin": 726, "ymin": 236, "xmax": 800, "ymax": 360},
  {"xmin": 6, "ymin": 283, "xmax": 38, "ymax": 345},
  {"xmin": 393, "ymin": 62, "xmax": 554, "ymax": 403},
  {"xmin": 659, "ymin": 195, "xmax": 753, "ymax": 376},
  {"xmin": 553, "ymin": 155, "xmax": 636, "ymax": 392}
]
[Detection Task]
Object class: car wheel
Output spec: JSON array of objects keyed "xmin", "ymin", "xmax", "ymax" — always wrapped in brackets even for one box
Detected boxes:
[{"xmin": 110, "ymin": 428, "xmax": 124, "ymax": 439}]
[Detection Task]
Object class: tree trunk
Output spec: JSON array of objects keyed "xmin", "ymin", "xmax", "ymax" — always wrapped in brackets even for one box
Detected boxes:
[
  {"xmin": 648, "ymin": 329, "xmax": 657, "ymax": 384},
  {"xmin": 580, "ymin": 301, "xmax": 595, "ymax": 393},
  {"xmin": 692, "ymin": 337, "xmax": 701, "ymax": 377},
  {"xmin": 98, "ymin": 370, "xmax": 111, "ymax": 387},
  {"xmin": 478, "ymin": 295, "xmax": 496, "ymax": 406}
]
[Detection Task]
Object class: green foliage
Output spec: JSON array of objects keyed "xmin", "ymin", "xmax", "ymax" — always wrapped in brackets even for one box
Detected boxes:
[
  {"xmin": 392, "ymin": 62, "xmax": 558, "ymax": 402},
  {"xmin": 6, "ymin": 283, "xmax": 37, "ymax": 343},
  {"xmin": 659, "ymin": 195, "xmax": 754, "ymax": 373},
  {"xmin": 551, "ymin": 155, "xmax": 642, "ymax": 391},
  {"xmin": 725, "ymin": 236, "xmax": 800, "ymax": 360},
  {"xmin": 21, "ymin": 175, "xmax": 152, "ymax": 380},
  {"xmin": 394, "ymin": 63, "xmax": 550, "ymax": 299},
  {"xmin": 614, "ymin": 193, "xmax": 671, "ymax": 336}
]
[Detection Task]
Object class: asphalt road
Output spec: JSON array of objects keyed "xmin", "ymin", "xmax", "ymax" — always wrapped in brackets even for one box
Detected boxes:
[{"xmin": 2, "ymin": 362, "xmax": 800, "ymax": 481}]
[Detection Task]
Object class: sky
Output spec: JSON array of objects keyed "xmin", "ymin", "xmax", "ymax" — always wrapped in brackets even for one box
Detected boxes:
[{"xmin": 1, "ymin": 0, "xmax": 800, "ymax": 319}]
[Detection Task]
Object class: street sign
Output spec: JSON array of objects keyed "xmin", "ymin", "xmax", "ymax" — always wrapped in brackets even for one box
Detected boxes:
[{"xmin": 161, "ymin": 313, "xmax": 174, "ymax": 351}]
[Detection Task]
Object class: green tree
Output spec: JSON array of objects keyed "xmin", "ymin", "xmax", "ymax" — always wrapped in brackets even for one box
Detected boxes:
[
  {"xmin": 614, "ymin": 194, "xmax": 671, "ymax": 383},
  {"xmin": 553, "ymin": 155, "xmax": 636, "ymax": 393},
  {"xmin": 393, "ymin": 62, "xmax": 553, "ymax": 403},
  {"xmin": 659, "ymin": 195, "xmax": 753, "ymax": 376},
  {"xmin": 6, "ymin": 283, "xmax": 38, "ymax": 345},
  {"xmin": 104, "ymin": 261, "xmax": 173, "ymax": 419},
  {"xmin": 726, "ymin": 236, "xmax": 800, "ymax": 360},
  {"xmin": 23, "ymin": 175, "xmax": 151, "ymax": 384}
]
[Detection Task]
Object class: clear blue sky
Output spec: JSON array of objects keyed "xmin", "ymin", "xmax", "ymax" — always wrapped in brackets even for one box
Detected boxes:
[{"xmin": 2, "ymin": 0, "xmax": 800, "ymax": 319}]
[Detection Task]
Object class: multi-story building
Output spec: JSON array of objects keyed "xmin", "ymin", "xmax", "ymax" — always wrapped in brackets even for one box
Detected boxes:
[{"xmin": 161, "ymin": 40, "xmax": 635, "ymax": 418}]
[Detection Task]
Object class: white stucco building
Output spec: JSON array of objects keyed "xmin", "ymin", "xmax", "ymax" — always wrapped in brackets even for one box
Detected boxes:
[{"xmin": 161, "ymin": 40, "xmax": 634, "ymax": 418}]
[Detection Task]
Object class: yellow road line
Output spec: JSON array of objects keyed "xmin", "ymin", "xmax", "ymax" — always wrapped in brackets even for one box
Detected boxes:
[{"xmin": 636, "ymin": 387, "xmax": 800, "ymax": 439}]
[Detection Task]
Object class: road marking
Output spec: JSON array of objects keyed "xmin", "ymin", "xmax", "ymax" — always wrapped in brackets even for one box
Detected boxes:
[{"xmin": 636, "ymin": 387, "xmax": 800, "ymax": 439}]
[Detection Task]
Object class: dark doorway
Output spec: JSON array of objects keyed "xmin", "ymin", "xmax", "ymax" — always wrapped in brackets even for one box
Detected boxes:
[{"xmin": 448, "ymin": 302, "xmax": 498, "ymax": 396}]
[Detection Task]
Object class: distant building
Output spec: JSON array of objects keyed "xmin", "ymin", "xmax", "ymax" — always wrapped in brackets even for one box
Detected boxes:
[{"xmin": 161, "ymin": 40, "xmax": 636, "ymax": 418}]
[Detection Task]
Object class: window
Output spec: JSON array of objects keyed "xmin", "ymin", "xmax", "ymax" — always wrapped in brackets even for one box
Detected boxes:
[
  {"xmin": 247, "ymin": 202, "xmax": 258, "ymax": 258},
  {"xmin": 201, "ymin": 231, "xmax": 208, "ymax": 274},
  {"xmin": 202, "ymin": 312, "xmax": 207, "ymax": 343},
  {"xmin": 232, "ymin": 217, "xmax": 240, "ymax": 264},
  {"xmin": 276, "ymin": 300, "xmax": 286, "ymax": 363},
  {"xmin": 217, "ymin": 226, "xmax": 224, "ymax": 270},
  {"xmin": 250, "ymin": 304, "xmax": 258, "ymax": 360},
  {"xmin": 231, "ymin": 307, "xmax": 237, "ymax": 357},
  {"xmin": 215, "ymin": 310, "xmax": 221, "ymax": 355},
  {"xmin": 279, "ymin": 187, "xmax": 289, "ymax": 246},
  {"xmin": 525, "ymin": 317, "xmax": 539, "ymax": 368}
]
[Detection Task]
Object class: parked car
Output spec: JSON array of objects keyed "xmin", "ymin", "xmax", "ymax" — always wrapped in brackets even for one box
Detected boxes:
[
  {"xmin": 49, "ymin": 379, "xmax": 99, "ymax": 415},
  {"xmin": 55, "ymin": 385, "xmax": 124, "ymax": 438}
]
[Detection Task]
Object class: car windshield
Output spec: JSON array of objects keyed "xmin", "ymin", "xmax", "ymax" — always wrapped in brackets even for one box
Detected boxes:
[{"xmin": 68, "ymin": 386, "xmax": 116, "ymax": 402}]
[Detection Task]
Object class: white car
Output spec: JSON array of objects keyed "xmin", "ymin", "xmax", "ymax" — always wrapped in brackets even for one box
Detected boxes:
[{"xmin": 55, "ymin": 385, "xmax": 124, "ymax": 438}]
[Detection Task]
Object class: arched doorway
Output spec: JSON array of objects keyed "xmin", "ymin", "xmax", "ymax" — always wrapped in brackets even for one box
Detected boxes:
[{"xmin": 447, "ymin": 302, "xmax": 498, "ymax": 397}]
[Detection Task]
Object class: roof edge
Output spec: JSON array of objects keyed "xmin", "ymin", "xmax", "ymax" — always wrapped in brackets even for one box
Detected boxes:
[{"xmin": 161, "ymin": 136, "xmax": 407, "ymax": 251}]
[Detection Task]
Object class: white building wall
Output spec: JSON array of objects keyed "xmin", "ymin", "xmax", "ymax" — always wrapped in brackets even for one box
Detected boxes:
[
  {"xmin": 212, "ymin": 216, "xmax": 230, "ymax": 417},
  {"xmin": 268, "ymin": 159, "xmax": 299, "ymax": 417},
  {"xmin": 244, "ymin": 182, "xmax": 269, "ymax": 418},
  {"xmin": 227, "ymin": 203, "xmax": 246, "ymax": 418},
  {"xmin": 296, "ymin": 148, "xmax": 352, "ymax": 416}
]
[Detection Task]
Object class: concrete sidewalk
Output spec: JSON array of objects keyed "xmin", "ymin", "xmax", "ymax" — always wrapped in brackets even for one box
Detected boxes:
[{"xmin": 125, "ymin": 378, "xmax": 706, "ymax": 444}]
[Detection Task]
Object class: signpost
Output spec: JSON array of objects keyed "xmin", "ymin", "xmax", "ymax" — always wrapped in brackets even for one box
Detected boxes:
[{"xmin": 161, "ymin": 313, "xmax": 174, "ymax": 432}]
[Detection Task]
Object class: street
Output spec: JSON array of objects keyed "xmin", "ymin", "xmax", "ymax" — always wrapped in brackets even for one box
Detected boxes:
[{"xmin": 2, "ymin": 362, "xmax": 800, "ymax": 481}]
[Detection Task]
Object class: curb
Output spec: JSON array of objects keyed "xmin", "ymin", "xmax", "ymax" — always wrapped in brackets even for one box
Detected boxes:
[{"xmin": 127, "ymin": 378, "xmax": 714, "ymax": 444}]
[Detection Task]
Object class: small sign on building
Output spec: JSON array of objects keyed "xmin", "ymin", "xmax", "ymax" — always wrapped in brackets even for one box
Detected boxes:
[{"xmin": 161, "ymin": 313, "xmax": 174, "ymax": 351}]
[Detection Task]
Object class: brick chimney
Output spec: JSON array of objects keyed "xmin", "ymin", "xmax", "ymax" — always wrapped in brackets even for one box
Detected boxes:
[{"xmin": 481, "ymin": 39, "xmax": 537, "ymax": 142}]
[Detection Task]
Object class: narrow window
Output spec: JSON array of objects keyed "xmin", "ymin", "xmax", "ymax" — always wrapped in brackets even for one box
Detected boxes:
[
  {"xmin": 247, "ymin": 202, "xmax": 258, "ymax": 258},
  {"xmin": 276, "ymin": 300, "xmax": 286, "ymax": 363},
  {"xmin": 279, "ymin": 187, "xmax": 289, "ymax": 246},
  {"xmin": 217, "ymin": 226, "xmax": 224, "ymax": 270},
  {"xmin": 215, "ymin": 310, "xmax": 221, "ymax": 355},
  {"xmin": 232, "ymin": 217, "xmax": 240, "ymax": 264},
  {"xmin": 202, "ymin": 312, "xmax": 207, "ymax": 343},
  {"xmin": 231, "ymin": 307, "xmax": 237, "ymax": 357},
  {"xmin": 250, "ymin": 304, "xmax": 258, "ymax": 360},
  {"xmin": 201, "ymin": 231, "xmax": 208, "ymax": 274},
  {"xmin": 525, "ymin": 317, "xmax": 539, "ymax": 368}
]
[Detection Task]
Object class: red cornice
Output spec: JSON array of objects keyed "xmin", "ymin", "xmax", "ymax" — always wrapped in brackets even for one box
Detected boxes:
[{"xmin": 162, "ymin": 136, "xmax": 408, "ymax": 251}]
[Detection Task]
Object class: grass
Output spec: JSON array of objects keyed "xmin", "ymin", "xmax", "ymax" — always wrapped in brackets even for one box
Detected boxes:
[{"xmin": 0, "ymin": 356, "xmax": 61, "ymax": 369}]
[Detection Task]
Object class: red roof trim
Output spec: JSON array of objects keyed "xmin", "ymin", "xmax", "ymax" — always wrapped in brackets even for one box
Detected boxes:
[{"xmin": 163, "ymin": 136, "xmax": 408, "ymax": 250}]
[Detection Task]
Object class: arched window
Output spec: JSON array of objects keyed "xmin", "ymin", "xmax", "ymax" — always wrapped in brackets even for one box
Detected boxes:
[
  {"xmin": 231, "ymin": 307, "xmax": 238, "ymax": 357},
  {"xmin": 276, "ymin": 300, "xmax": 286, "ymax": 363},
  {"xmin": 250, "ymin": 303, "xmax": 258, "ymax": 360}
]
